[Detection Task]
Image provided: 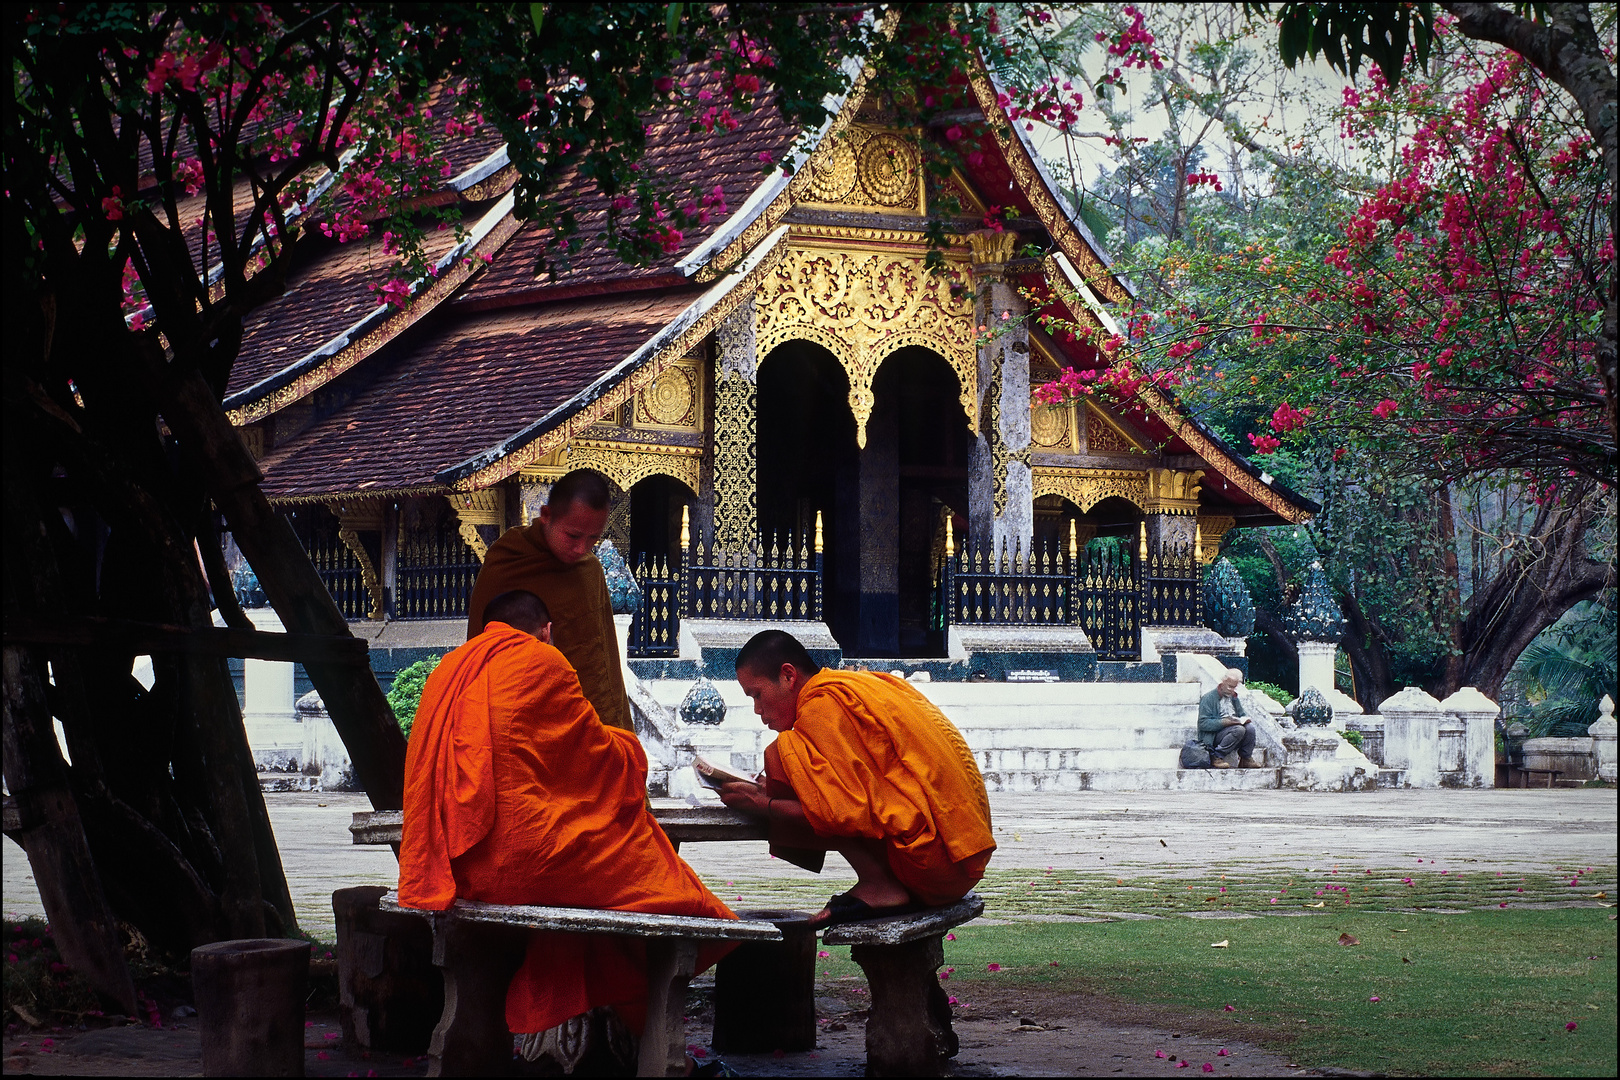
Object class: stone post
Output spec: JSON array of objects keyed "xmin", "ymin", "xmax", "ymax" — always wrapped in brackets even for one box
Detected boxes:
[
  {"xmin": 712, "ymin": 299, "xmax": 758, "ymax": 551},
  {"xmin": 1379, "ymin": 687, "xmax": 1445, "ymax": 788},
  {"xmin": 1440, "ymin": 687, "xmax": 1499, "ymax": 788},
  {"xmin": 966, "ymin": 230, "xmax": 1032, "ymax": 560},
  {"xmin": 1297, "ymin": 642, "xmax": 1337, "ymax": 705},
  {"xmin": 1589, "ymin": 695, "xmax": 1616, "ymax": 783}
]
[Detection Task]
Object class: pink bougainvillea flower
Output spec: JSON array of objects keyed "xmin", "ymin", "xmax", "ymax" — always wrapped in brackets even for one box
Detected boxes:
[
  {"xmin": 1218, "ymin": 1048, "xmax": 1230, "ymax": 1057},
  {"xmin": 947, "ymin": 996, "xmax": 959, "ymax": 1005},
  {"xmin": 817, "ymin": 951, "xmax": 830, "ymax": 958},
  {"xmin": 946, "ymin": 933, "xmax": 956, "ymax": 941},
  {"xmin": 1049, "ymin": 961, "xmax": 1060, "ymax": 967},
  {"xmin": 1203, "ymin": 1064, "xmax": 1215, "ymax": 1072},
  {"xmin": 1566, "ymin": 1022, "xmax": 1578, "ymax": 1032},
  {"xmin": 986, "ymin": 963, "xmax": 1001, "ymax": 972},
  {"xmin": 1369, "ymin": 996, "xmax": 1380, "ymax": 1003},
  {"xmin": 1177, "ymin": 1061, "xmax": 1191, "ymax": 1069},
  {"xmin": 1156, "ymin": 1050, "xmax": 1167, "ymax": 1059},
  {"xmin": 317, "ymin": 1051, "xmax": 329, "ymax": 1061},
  {"xmin": 1224, "ymin": 1005, "xmax": 1235, "ymax": 1012},
  {"xmin": 1499, "ymin": 902, "xmax": 1509, "ymax": 908}
]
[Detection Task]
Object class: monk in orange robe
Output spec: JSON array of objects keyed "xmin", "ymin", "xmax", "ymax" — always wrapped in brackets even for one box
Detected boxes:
[
  {"xmin": 400, "ymin": 589, "xmax": 736, "ymax": 1041},
  {"xmin": 718, "ymin": 630, "xmax": 995, "ymax": 928},
  {"xmin": 466, "ymin": 468, "xmax": 633, "ymax": 733}
]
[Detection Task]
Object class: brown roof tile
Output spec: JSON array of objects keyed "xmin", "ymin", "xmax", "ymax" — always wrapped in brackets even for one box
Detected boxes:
[{"xmin": 257, "ymin": 288, "xmax": 705, "ymax": 499}]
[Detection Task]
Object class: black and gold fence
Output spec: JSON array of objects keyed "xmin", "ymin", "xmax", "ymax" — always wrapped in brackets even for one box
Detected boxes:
[
  {"xmin": 392, "ymin": 521, "xmax": 481, "ymax": 620},
  {"xmin": 1075, "ymin": 542, "xmax": 1138, "ymax": 660},
  {"xmin": 943, "ymin": 544, "xmax": 1073, "ymax": 625},
  {"xmin": 290, "ymin": 511, "xmax": 371, "ymax": 621},
  {"xmin": 1140, "ymin": 536, "xmax": 1201, "ymax": 627},
  {"xmin": 628, "ymin": 554, "xmax": 680, "ymax": 657}
]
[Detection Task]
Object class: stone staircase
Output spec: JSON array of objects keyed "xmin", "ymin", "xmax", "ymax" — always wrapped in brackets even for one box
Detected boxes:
[{"xmin": 639, "ymin": 676, "xmax": 1289, "ymax": 794}]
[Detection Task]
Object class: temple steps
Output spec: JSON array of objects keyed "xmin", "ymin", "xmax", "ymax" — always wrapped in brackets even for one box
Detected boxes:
[{"xmin": 982, "ymin": 767, "xmax": 1282, "ymax": 793}]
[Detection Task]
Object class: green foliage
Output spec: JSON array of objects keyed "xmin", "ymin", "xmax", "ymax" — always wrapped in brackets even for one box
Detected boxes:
[
  {"xmin": 1509, "ymin": 601, "xmax": 1618, "ymax": 738},
  {"xmin": 1342, "ymin": 727, "xmax": 1364, "ymax": 750},
  {"xmin": 1246, "ymin": 680, "xmax": 1293, "ymax": 707},
  {"xmin": 386, "ymin": 655, "xmax": 442, "ymax": 740},
  {"xmin": 1202, "ymin": 557, "xmax": 1256, "ymax": 638},
  {"xmin": 1244, "ymin": 2, "xmax": 1438, "ymax": 85}
]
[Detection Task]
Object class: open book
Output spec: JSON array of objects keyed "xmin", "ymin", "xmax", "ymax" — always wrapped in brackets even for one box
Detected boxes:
[{"xmin": 692, "ymin": 755, "xmax": 756, "ymax": 791}]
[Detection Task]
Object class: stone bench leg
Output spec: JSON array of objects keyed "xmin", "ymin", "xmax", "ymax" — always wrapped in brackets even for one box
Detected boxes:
[
  {"xmin": 713, "ymin": 912, "xmax": 817, "ymax": 1053},
  {"xmin": 850, "ymin": 934, "xmax": 959, "ymax": 1077},
  {"xmin": 426, "ymin": 919, "xmax": 526, "ymax": 1077},
  {"xmin": 637, "ymin": 938, "xmax": 700, "ymax": 1078}
]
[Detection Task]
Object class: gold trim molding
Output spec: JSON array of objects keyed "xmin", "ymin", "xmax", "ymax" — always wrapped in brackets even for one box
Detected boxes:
[
  {"xmin": 755, "ymin": 244, "xmax": 978, "ymax": 447},
  {"xmin": 324, "ymin": 497, "xmax": 386, "ymax": 619},
  {"xmin": 450, "ymin": 488, "xmax": 505, "ymax": 562},
  {"xmin": 1197, "ymin": 514, "xmax": 1237, "ymax": 564},
  {"xmin": 1143, "ymin": 467, "xmax": 1204, "ymax": 515},
  {"xmin": 1031, "ymin": 467, "xmax": 1148, "ymax": 512},
  {"xmin": 565, "ymin": 442, "xmax": 702, "ymax": 497}
]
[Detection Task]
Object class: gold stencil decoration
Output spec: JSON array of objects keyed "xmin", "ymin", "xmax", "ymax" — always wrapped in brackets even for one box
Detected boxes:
[
  {"xmin": 754, "ymin": 245, "xmax": 977, "ymax": 447},
  {"xmin": 1197, "ymin": 514, "xmax": 1236, "ymax": 564},
  {"xmin": 451, "ymin": 488, "xmax": 505, "ymax": 562},
  {"xmin": 1031, "ymin": 467, "xmax": 1149, "ymax": 513},
  {"xmin": 1085, "ymin": 402, "xmax": 1143, "ymax": 454},
  {"xmin": 1030, "ymin": 398, "xmax": 1072, "ymax": 449},
  {"xmin": 636, "ymin": 363, "xmax": 698, "ymax": 428},
  {"xmin": 802, "ymin": 126, "xmax": 925, "ymax": 215},
  {"xmin": 712, "ymin": 370, "xmax": 758, "ymax": 549},
  {"xmin": 565, "ymin": 443, "xmax": 701, "ymax": 496}
]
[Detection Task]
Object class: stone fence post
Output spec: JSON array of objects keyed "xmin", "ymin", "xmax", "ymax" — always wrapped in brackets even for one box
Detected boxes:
[
  {"xmin": 1590, "ymin": 695, "xmax": 1616, "ymax": 783},
  {"xmin": 1379, "ymin": 687, "xmax": 1445, "ymax": 788},
  {"xmin": 1440, "ymin": 687, "xmax": 1498, "ymax": 789}
]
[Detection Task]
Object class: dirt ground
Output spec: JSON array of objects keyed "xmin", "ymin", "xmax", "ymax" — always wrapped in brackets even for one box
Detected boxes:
[{"xmin": 2, "ymin": 980, "xmax": 1313, "ymax": 1078}]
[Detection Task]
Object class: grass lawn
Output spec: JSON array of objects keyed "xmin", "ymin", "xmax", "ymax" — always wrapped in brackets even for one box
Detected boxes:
[
  {"xmin": 707, "ymin": 863, "xmax": 1617, "ymax": 1076},
  {"xmin": 806, "ymin": 908, "xmax": 1618, "ymax": 1077}
]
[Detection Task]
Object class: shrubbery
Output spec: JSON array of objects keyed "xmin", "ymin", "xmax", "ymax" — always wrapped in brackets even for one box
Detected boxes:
[{"xmin": 386, "ymin": 655, "xmax": 442, "ymax": 740}]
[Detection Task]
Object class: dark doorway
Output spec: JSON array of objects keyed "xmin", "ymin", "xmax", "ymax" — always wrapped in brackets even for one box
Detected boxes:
[
  {"xmin": 757, "ymin": 341, "xmax": 859, "ymax": 646},
  {"xmin": 629, "ymin": 473, "xmax": 695, "ymax": 569}
]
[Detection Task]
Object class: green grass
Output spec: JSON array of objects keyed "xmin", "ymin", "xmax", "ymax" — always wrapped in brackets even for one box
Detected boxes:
[
  {"xmin": 699, "ymin": 864, "xmax": 1618, "ymax": 1076},
  {"xmin": 811, "ymin": 910, "xmax": 1618, "ymax": 1077}
]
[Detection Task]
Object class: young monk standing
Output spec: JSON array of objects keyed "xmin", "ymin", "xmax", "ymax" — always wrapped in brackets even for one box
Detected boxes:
[
  {"xmin": 718, "ymin": 630, "xmax": 995, "ymax": 929},
  {"xmin": 465, "ymin": 468, "xmax": 632, "ymax": 732},
  {"xmin": 400, "ymin": 589, "xmax": 736, "ymax": 1069}
]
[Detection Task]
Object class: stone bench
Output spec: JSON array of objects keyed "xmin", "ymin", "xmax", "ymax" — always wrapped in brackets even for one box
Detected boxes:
[
  {"xmin": 822, "ymin": 892, "xmax": 985, "ymax": 1077},
  {"xmin": 379, "ymin": 892, "xmax": 781, "ymax": 1077},
  {"xmin": 349, "ymin": 806, "xmax": 770, "ymax": 848}
]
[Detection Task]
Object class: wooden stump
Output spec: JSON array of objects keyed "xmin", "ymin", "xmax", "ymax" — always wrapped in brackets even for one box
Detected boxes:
[
  {"xmin": 712, "ymin": 909, "xmax": 817, "ymax": 1053},
  {"xmin": 333, "ymin": 886, "xmax": 442, "ymax": 1052},
  {"xmin": 191, "ymin": 938, "xmax": 311, "ymax": 1077}
]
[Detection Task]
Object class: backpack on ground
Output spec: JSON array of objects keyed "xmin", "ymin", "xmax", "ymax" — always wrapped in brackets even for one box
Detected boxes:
[{"xmin": 1179, "ymin": 739, "xmax": 1212, "ymax": 769}]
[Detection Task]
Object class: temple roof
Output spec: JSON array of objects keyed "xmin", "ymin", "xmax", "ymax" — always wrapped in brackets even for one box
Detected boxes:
[{"xmin": 256, "ymin": 288, "xmax": 706, "ymax": 500}]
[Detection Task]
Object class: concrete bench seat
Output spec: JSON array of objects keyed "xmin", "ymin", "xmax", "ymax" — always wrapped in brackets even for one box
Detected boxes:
[
  {"xmin": 379, "ymin": 891, "xmax": 780, "ymax": 1077},
  {"xmin": 822, "ymin": 892, "xmax": 985, "ymax": 1077},
  {"xmin": 350, "ymin": 806, "xmax": 769, "ymax": 847}
]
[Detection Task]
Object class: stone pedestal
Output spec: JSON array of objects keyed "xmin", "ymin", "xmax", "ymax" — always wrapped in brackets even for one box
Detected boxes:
[
  {"xmin": 333, "ymin": 886, "xmax": 442, "ymax": 1053},
  {"xmin": 297, "ymin": 692, "xmax": 357, "ymax": 791},
  {"xmin": 1440, "ymin": 687, "xmax": 1499, "ymax": 788},
  {"xmin": 712, "ymin": 910, "xmax": 817, "ymax": 1053},
  {"xmin": 192, "ymin": 938, "xmax": 311, "ymax": 1077},
  {"xmin": 1591, "ymin": 696, "xmax": 1617, "ymax": 783},
  {"xmin": 1380, "ymin": 687, "xmax": 1445, "ymax": 788}
]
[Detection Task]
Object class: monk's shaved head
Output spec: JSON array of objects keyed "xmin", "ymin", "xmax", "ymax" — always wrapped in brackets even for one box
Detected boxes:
[
  {"xmin": 484, "ymin": 590, "xmax": 551, "ymax": 635},
  {"xmin": 547, "ymin": 468, "xmax": 612, "ymax": 516},
  {"xmin": 735, "ymin": 629, "xmax": 821, "ymax": 680}
]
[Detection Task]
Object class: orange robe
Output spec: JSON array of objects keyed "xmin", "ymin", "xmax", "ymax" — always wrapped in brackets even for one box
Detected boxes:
[
  {"xmin": 772, "ymin": 669, "xmax": 996, "ymax": 906},
  {"xmin": 399, "ymin": 622, "xmax": 735, "ymax": 1034},
  {"xmin": 466, "ymin": 520, "xmax": 633, "ymax": 733}
]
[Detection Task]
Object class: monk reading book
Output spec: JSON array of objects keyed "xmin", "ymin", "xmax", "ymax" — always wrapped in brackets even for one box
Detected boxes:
[
  {"xmin": 399, "ymin": 589, "xmax": 736, "ymax": 1070},
  {"xmin": 465, "ymin": 468, "xmax": 632, "ymax": 733},
  {"xmin": 717, "ymin": 630, "xmax": 996, "ymax": 929}
]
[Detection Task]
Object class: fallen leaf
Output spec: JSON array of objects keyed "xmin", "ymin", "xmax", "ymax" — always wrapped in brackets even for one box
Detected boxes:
[
  {"xmin": 1338, "ymin": 933, "xmax": 1360, "ymax": 946},
  {"xmin": 1160, "ymin": 839, "xmax": 1167, "ymax": 847},
  {"xmin": 1305, "ymin": 901, "xmax": 1325, "ymax": 908},
  {"xmin": 1391, "ymin": 929, "xmax": 1410, "ymax": 933},
  {"xmin": 1402, "ymin": 956, "xmax": 1412, "ymax": 964},
  {"xmin": 1591, "ymin": 892, "xmax": 1607, "ymax": 899},
  {"xmin": 1210, "ymin": 940, "xmax": 1229, "ymax": 948}
]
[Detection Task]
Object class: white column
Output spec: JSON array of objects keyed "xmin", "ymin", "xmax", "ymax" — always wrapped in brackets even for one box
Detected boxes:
[
  {"xmin": 1440, "ymin": 687, "xmax": 1499, "ymax": 789},
  {"xmin": 240, "ymin": 606, "xmax": 301, "ymax": 770},
  {"xmin": 1380, "ymin": 687, "xmax": 1445, "ymax": 788}
]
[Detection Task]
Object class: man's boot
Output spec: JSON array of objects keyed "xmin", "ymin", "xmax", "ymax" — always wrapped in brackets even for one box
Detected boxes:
[
  {"xmin": 1239, "ymin": 757, "xmax": 1263, "ymax": 769},
  {"xmin": 1211, "ymin": 758, "xmax": 1233, "ymax": 769}
]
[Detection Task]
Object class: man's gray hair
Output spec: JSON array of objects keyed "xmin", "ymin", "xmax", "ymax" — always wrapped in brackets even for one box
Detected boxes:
[{"xmin": 1222, "ymin": 668, "xmax": 1244, "ymax": 682}]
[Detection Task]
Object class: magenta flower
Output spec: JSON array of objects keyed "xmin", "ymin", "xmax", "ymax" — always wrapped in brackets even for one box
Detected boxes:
[
  {"xmin": 1203, "ymin": 1064, "xmax": 1215, "ymax": 1073},
  {"xmin": 1218, "ymin": 1048, "xmax": 1230, "ymax": 1057},
  {"xmin": 1369, "ymin": 996, "xmax": 1380, "ymax": 1003},
  {"xmin": 1156, "ymin": 1050, "xmax": 1167, "ymax": 1059},
  {"xmin": 1177, "ymin": 1061, "xmax": 1190, "ymax": 1069},
  {"xmin": 986, "ymin": 963, "xmax": 1001, "ymax": 972},
  {"xmin": 947, "ymin": 995, "xmax": 959, "ymax": 1005},
  {"xmin": 946, "ymin": 933, "xmax": 956, "ymax": 941},
  {"xmin": 1223, "ymin": 1005, "xmax": 1235, "ymax": 1012},
  {"xmin": 1566, "ymin": 1021, "xmax": 1578, "ymax": 1032}
]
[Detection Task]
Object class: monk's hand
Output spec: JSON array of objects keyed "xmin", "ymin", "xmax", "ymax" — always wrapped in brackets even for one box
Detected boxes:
[{"xmin": 717, "ymin": 779, "xmax": 769, "ymax": 817}]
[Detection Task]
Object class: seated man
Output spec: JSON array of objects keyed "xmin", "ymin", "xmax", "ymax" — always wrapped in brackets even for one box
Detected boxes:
[
  {"xmin": 1197, "ymin": 668, "xmax": 1262, "ymax": 768},
  {"xmin": 717, "ymin": 630, "xmax": 996, "ymax": 929},
  {"xmin": 399, "ymin": 589, "xmax": 736, "ymax": 1067}
]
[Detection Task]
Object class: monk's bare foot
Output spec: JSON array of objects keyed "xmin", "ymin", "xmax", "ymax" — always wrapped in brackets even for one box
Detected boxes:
[{"xmin": 809, "ymin": 884, "xmax": 914, "ymax": 927}]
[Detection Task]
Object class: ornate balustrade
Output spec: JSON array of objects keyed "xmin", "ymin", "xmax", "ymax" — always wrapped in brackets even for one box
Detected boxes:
[
  {"xmin": 1140, "ymin": 536, "xmax": 1201, "ymax": 627},
  {"xmin": 393, "ymin": 520, "xmax": 481, "ymax": 620},
  {"xmin": 943, "ymin": 545, "xmax": 1072, "ymax": 625},
  {"xmin": 629, "ymin": 555, "xmax": 681, "ymax": 657},
  {"xmin": 1075, "ymin": 543, "xmax": 1139, "ymax": 660}
]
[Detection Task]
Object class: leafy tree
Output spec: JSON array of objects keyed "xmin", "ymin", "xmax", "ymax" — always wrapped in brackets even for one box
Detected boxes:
[
  {"xmin": 1507, "ymin": 599, "xmax": 1618, "ymax": 736},
  {"xmin": 386, "ymin": 655, "xmax": 442, "ymax": 740}
]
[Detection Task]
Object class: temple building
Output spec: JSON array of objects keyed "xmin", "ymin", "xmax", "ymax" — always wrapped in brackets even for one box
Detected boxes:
[{"xmin": 227, "ymin": 54, "xmax": 1316, "ymax": 676}]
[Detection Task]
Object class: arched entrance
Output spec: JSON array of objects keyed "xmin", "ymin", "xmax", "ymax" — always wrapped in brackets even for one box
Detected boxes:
[
  {"xmin": 628, "ymin": 473, "xmax": 696, "ymax": 568},
  {"xmin": 758, "ymin": 341, "xmax": 970, "ymax": 658}
]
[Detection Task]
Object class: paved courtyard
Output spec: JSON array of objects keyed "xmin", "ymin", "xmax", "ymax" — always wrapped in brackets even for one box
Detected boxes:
[{"xmin": 6, "ymin": 788, "xmax": 1614, "ymax": 941}]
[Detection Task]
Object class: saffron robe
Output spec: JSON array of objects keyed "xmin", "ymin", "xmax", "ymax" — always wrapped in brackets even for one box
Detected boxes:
[
  {"xmin": 772, "ymin": 669, "xmax": 996, "ymax": 906},
  {"xmin": 399, "ymin": 622, "xmax": 735, "ymax": 1034},
  {"xmin": 466, "ymin": 520, "xmax": 633, "ymax": 733}
]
